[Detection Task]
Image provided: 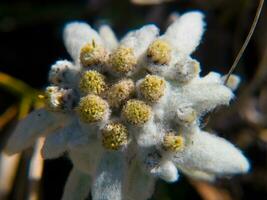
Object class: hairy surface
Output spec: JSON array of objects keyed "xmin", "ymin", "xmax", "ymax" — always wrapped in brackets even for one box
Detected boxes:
[{"xmin": 6, "ymin": 11, "xmax": 249, "ymax": 200}]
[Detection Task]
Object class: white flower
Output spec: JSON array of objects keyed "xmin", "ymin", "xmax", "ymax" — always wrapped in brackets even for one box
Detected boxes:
[{"xmin": 5, "ymin": 11, "xmax": 249, "ymax": 200}]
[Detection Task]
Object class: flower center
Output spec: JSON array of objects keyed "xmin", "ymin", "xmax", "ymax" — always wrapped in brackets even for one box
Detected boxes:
[
  {"xmin": 122, "ymin": 99, "xmax": 152, "ymax": 126},
  {"xmin": 139, "ymin": 75, "xmax": 166, "ymax": 102},
  {"xmin": 101, "ymin": 122, "xmax": 128, "ymax": 150},
  {"xmin": 79, "ymin": 70, "xmax": 107, "ymax": 95},
  {"xmin": 80, "ymin": 41, "xmax": 107, "ymax": 67},
  {"xmin": 106, "ymin": 79, "xmax": 135, "ymax": 108},
  {"xmin": 147, "ymin": 39, "xmax": 171, "ymax": 65},
  {"xmin": 163, "ymin": 132, "xmax": 184, "ymax": 152},
  {"xmin": 77, "ymin": 94, "xmax": 109, "ymax": 123},
  {"xmin": 109, "ymin": 46, "xmax": 137, "ymax": 74}
]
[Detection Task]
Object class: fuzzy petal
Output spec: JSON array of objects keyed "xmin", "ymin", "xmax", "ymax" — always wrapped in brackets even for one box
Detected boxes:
[
  {"xmin": 5, "ymin": 109, "xmax": 69, "ymax": 155},
  {"xmin": 42, "ymin": 131, "xmax": 67, "ymax": 159},
  {"xmin": 99, "ymin": 25, "xmax": 118, "ymax": 50},
  {"xmin": 121, "ymin": 25, "xmax": 159, "ymax": 57},
  {"xmin": 183, "ymin": 81, "xmax": 234, "ymax": 115},
  {"xmin": 92, "ymin": 152, "xmax": 124, "ymax": 200},
  {"xmin": 63, "ymin": 22, "xmax": 103, "ymax": 62},
  {"xmin": 178, "ymin": 166, "xmax": 215, "ymax": 181},
  {"xmin": 123, "ymin": 159, "xmax": 155, "ymax": 200},
  {"xmin": 200, "ymin": 72, "xmax": 223, "ymax": 84},
  {"xmin": 164, "ymin": 11, "xmax": 205, "ymax": 55},
  {"xmin": 69, "ymin": 139, "xmax": 103, "ymax": 175},
  {"xmin": 42, "ymin": 126, "xmax": 71, "ymax": 159},
  {"xmin": 136, "ymin": 120, "xmax": 162, "ymax": 147},
  {"xmin": 42, "ymin": 120, "xmax": 81, "ymax": 159},
  {"xmin": 61, "ymin": 168, "xmax": 91, "ymax": 200},
  {"xmin": 173, "ymin": 131, "xmax": 250, "ymax": 175},
  {"xmin": 48, "ymin": 60, "xmax": 80, "ymax": 88},
  {"xmin": 151, "ymin": 160, "xmax": 179, "ymax": 182}
]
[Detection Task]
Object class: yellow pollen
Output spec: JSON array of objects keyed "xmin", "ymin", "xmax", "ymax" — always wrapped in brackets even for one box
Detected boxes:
[
  {"xmin": 109, "ymin": 46, "xmax": 137, "ymax": 73},
  {"xmin": 139, "ymin": 75, "xmax": 166, "ymax": 102},
  {"xmin": 122, "ymin": 99, "xmax": 152, "ymax": 126},
  {"xmin": 106, "ymin": 79, "xmax": 135, "ymax": 108},
  {"xmin": 163, "ymin": 132, "xmax": 184, "ymax": 152},
  {"xmin": 147, "ymin": 39, "xmax": 171, "ymax": 65},
  {"xmin": 44, "ymin": 86, "xmax": 64, "ymax": 111},
  {"xmin": 77, "ymin": 94, "xmax": 108, "ymax": 123},
  {"xmin": 80, "ymin": 41, "xmax": 107, "ymax": 67},
  {"xmin": 102, "ymin": 122, "xmax": 128, "ymax": 150},
  {"xmin": 79, "ymin": 70, "xmax": 107, "ymax": 95}
]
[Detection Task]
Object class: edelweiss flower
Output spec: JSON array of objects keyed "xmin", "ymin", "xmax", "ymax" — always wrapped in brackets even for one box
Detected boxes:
[{"xmin": 5, "ymin": 11, "xmax": 249, "ymax": 200}]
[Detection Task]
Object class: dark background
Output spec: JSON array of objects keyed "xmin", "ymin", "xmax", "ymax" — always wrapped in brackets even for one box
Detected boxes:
[{"xmin": 1, "ymin": 0, "xmax": 267, "ymax": 200}]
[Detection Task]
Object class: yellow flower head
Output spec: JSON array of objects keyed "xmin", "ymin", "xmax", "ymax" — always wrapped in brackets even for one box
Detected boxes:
[
  {"xmin": 139, "ymin": 75, "xmax": 166, "ymax": 102},
  {"xmin": 77, "ymin": 94, "xmax": 108, "ymax": 123},
  {"xmin": 147, "ymin": 39, "xmax": 171, "ymax": 65},
  {"xmin": 80, "ymin": 41, "xmax": 107, "ymax": 67},
  {"xmin": 122, "ymin": 99, "xmax": 152, "ymax": 126},
  {"xmin": 163, "ymin": 132, "xmax": 184, "ymax": 152},
  {"xmin": 106, "ymin": 79, "xmax": 135, "ymax": 108},
  {"xmin": 109, "ymin": 46, "xmax": 137, "ymax": 74},
  {"xmin": 102, "ymin": 122, "xmax": 128, "ymax": 150},
  {"xmin": 44, "ymin": 86, "xmax": 64, "ymax": 111},
  {"xmin": 79, "ymin": 70, "xmax": 107, "ymax": 95}
]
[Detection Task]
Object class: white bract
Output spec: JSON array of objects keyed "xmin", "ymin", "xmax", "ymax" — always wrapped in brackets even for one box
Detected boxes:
[{"xmin": 5, "ymin": 11, "xmax": 249, "ymax": 200}]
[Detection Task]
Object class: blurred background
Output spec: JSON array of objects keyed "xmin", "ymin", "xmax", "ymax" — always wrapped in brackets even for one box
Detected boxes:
[{"xmin": 0, "ymin": 0, "xmax": 267, "ymax": 199}]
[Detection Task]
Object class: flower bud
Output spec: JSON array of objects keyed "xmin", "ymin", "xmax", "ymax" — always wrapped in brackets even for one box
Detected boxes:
[
  {"xmin": 109, "ymin": 46, "xmax": 137, "ymax": 74},
  {"xmin": 175, "ymin": 59, "xmax": 200, "ymax": 83},
  {"xmin": 139, "ymin": 75, "xmax": 166, "ymax": 102},
  {"xmin": 77, "ymin": 94, "xmax": 109, "ymax": 123},
  {"xmin": 163, "ymin": 132, "xmax": 184, "ymax": 152},
  {"xmin": 80, "ymin": 41, "xmax": 107, "ymax": 67},
  {"xmin": 147, "ymin": 39, "xmax": 171, "ymax": 65},
  {"xmin": 79, "ymin": 70, "xmax": 107, "ymax": 95},
  {"xmin": 106, "ymin": 79, "xmax": 135, "ymax": 108},
  {"xmin": 101, "ymin": 122, "xmax": 128, "ymax": 150},
  {"xmin": 176, "ymin": 106, "xmax": 196, "ymax": 125},
  {"xmin": 122, "ymin": 99, "xmax": 152, "ymax": 126},
  {"xmin": 44, "ymin": 86, "xmax": 74, "ymax": 112}
]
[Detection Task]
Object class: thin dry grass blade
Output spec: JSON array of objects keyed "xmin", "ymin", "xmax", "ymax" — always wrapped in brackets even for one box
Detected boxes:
[
  {"xmin": 18, "ymin": 97, "xmax": 33, "ymax": 120},
  {"xmin": 0, "ymin": 105, "xmax": 18, "ymax": 130},
  {"xmin": 0, "ymin": 72, "xmax": 33, "ymax": 96},
  {"xmin": 190, "ymin": 180, "xmax": 232, "ymax": 200},
  {"xmin": 224, "ymin": 0, "xmax": 264, "ymax": 84},
  {"xmin": 27, "ymin": 138, "xmax": 45, "ymax": 200},
  {"xmin": 131, "ymin": 0, "xmax": 173, "ymax": 5},
  {"xmin": 0, "ymin": 153, "xmax": 21, "ymax": 200}
]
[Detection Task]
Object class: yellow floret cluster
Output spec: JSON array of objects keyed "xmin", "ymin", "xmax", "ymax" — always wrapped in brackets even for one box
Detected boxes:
[
  {"xmin": 51, "ymin": 38, "xmax": 191, "ymax": 151},
  {"xmin": 101, "ymin": 122, "xmax": 128, "ymax": 150},
  {"xmin": 147, "ymin": 39, "xmax": 171, "ymax": 65},
  {"xmin": 80, "ymin": 41, "xmax": 107, "ymax": 67},
  {"xmin": 162, "ymin": 132, "xmax": 184, "ymax": 152},
  {"xmin": 106, "ymin": 79, "xmax": 135, "ymax": 108},
  {"xmin": 74, "ymin": 40, "xmax": 173, "ymax": 150},
  {"xmin": 79, "ymin": 70, "xmax": 107, "ymax": 95},
  {"xmin": 139, "ymin": 75, "xmax": 166, "ymax": 102},
  {"xmin": 122, "ymin": 99, "xmax": 152, "ymax": 126},
  {"xmin": 109, "ymin": 46, "xmax": 137, "ymax": 74},
  {"xmin": 77, "ymin": 94, "xmax": 108, "ymax": 123},
  {"xmin": 44, "ymin": 86, "xmax": 64, "ymax": 111}
]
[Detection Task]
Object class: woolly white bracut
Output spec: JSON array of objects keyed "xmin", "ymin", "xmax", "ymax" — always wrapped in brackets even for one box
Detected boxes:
[{"xmin": 6, "ymin": 11, "xmax": 249, "ymax": 200}]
